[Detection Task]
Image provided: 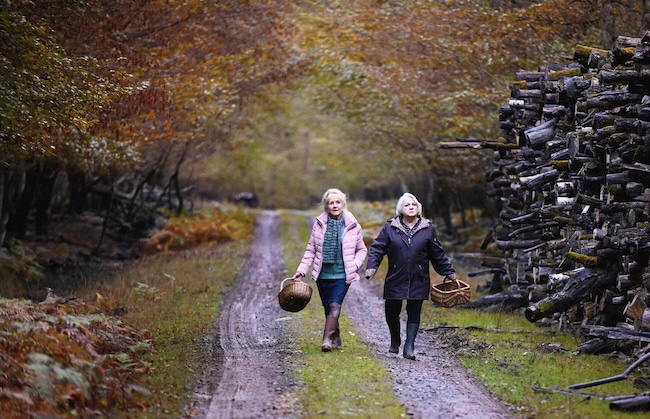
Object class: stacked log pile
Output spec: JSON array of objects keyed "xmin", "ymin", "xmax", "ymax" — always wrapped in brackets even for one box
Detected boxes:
[{"xmin": 442, "ymin": 33, "xmax": 650, "ymax": 345}]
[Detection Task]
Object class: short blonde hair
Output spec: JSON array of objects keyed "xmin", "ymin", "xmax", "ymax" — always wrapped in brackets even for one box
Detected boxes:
[
  {"xmin": 322, "ymin": 188, "xmax": 347, "ymax": 211},
  {"xmin": 396, "ymin": 193, "xmax": 422, "ymax": 216}
]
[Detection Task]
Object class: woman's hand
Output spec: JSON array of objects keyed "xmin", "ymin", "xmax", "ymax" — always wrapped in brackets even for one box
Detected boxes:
[{"xmin": 292, "ymin": 272, "xmax": 304, "ymax": 282}]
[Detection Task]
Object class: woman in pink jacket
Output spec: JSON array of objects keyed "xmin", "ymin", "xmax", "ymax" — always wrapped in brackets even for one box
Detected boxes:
[{"xmin": 293, "ymin": 188, "xmax": 367, "ymax": 352}]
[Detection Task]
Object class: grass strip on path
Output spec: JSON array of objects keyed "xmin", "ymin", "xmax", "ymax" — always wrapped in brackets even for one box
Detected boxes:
[{"xmin": 278, "ymin": 210, "xmax": 405, "ymax": 417}]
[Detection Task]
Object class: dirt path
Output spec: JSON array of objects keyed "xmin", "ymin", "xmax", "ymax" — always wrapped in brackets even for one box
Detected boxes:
[
  {"xmin": 185, "ymin": 210, "xmax": 514, "ymax": 418},
  {"xmin": 184, "ymin": 211, "xmax": 301, "ymax": 418}
]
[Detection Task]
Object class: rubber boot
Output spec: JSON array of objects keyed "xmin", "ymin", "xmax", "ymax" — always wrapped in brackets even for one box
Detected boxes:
[
  {"xmin": 403, "ymin": 322, "xmax": 419, "ymax": 360},
  {"xmin": 322, "ymin": 316, "xmax": 338, "ymax": 352},
  {"xmin": 387, "ymin": 318, "xmax": 401, "ymax": 354},
  {"xmin": 332, "ymin": 326, "xmax": 342, "ymax": 349}
]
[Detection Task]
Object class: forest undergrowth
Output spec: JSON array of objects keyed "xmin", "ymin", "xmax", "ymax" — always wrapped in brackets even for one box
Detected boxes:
[{"xmin": 0, "ymin": 206, "xmax": 255, "ymax": 417}]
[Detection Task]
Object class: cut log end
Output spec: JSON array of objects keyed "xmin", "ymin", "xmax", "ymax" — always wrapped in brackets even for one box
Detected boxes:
[{"xmin": 525, "ymin": 306, "xmax": 542, "ymax": 322}]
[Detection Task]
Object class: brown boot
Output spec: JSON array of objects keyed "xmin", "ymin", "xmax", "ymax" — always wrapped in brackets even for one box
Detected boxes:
[
  {"xmin": 331, "ymin": 326, "xmax": 342, "ymax": 349},
  {"xmin": 322, "ymin": 316, "xmax": 338, "ymax": 352}
]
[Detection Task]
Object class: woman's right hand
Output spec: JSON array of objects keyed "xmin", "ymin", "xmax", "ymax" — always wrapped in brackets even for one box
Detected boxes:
[{"xmin": 292, "ymin": 272, "xmax": 303, "ymax": 282}]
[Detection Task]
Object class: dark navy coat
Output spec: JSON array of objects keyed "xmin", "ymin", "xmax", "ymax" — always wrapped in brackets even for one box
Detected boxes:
[{"xmin": 366, "ymin": 217, "xmax": 455, "ymax": 300}]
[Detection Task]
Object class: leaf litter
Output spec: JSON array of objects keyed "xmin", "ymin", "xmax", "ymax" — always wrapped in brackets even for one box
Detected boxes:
[{"xmin": 0, "ymin": 297, "xmax": 154, "ymax": 417}]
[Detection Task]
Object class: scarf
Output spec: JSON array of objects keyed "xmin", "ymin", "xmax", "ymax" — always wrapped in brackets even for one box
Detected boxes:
[{"xmin": 322, "ymin": 216, "xmax": 344, "ymax": 264}]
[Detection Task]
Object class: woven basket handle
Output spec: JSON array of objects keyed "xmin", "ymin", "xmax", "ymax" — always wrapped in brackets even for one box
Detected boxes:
[{"xmin": 280, "ymin": 277, "xmax": 295, "ymax": 292}]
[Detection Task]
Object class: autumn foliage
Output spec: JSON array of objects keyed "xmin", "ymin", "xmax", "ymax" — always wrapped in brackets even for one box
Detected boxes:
[
  {"xmin": 135, "ymin": 207, "xmax": 255, "ymax": 255},
  {"xmin": 1, "ymin": 0, "xmax": 646, "ymax": 244},
  {"xmin": 0, "ymin": 298, "xmax": 153, "ymax": 417}
]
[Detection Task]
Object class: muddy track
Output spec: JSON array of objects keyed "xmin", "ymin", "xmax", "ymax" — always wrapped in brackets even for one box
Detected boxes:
[
  {"xmin": 184, "ymin": 211, "xmax": 301, "ymax": 418},
  {"xmin": 185, "ymin": 210, "xmax": 514, "ymax": 418}
]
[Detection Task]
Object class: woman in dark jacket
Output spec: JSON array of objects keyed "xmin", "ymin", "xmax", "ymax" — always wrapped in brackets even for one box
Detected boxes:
[{"xmin": 365, "ymin": 193, "xmax": 456, "ymax": 360}]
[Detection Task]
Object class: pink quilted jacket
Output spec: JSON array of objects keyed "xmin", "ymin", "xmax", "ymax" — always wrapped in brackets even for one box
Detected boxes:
[{"xmin": 297, "ymin": 211, "xmax": 367, "ymax": 284}]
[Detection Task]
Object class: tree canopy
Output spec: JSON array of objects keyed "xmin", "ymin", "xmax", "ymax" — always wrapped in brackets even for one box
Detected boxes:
[{"xmin": 0, "ymin": 0, "xmax": 646, "ymax": 244}]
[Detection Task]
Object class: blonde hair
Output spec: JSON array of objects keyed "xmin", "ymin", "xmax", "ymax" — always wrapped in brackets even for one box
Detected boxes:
[
  {"xmin": 321, "ymin": 188, "xmax": 347, "ymax": 211},
  {"xmin": 396, "ymin": 193, "xmax": 422, "ymax": 216}
]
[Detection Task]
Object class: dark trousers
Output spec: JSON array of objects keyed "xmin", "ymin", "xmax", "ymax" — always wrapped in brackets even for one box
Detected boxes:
[{"xmin": 385, "ymin": 299, "xmax": 423, "ymax": 324}]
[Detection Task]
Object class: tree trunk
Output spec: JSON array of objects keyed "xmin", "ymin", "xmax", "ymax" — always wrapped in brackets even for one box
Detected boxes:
[
  {"xmin": 575, "ymin": 337, "xmax": 626, "ymax": 355},
  {"xmin": 94, "ymin": 184, "xmax": 114, "ymax": 254},
  {"xmin": 643, "ymin": 6, "xmax": 650, "ymax": 34},
  {"xmin": 580, "ymin": 325, "xmax": 650, "ymax": 344},
  {"xmin": 0, "ymin": 168, "xmax": 5, "ymax": 248},
  {"xmin": 610, "ymin": 396, "xmax": 650, "ymax": 412},
  {"xmin": 435, "ymin": 182, "xmax": 453, "ymax": 233},
  {"xmin": 455, "ymin": 191, "xmax": 467, "ymax": 228},
  {"xmin": 34, "ymin": 166, "xmax": 58, "ymax": 236},
  {"xmin": 525, "ymin": 267, "xmax": 619, "ymax": 322},
  {"xmin": 458, "ymin": 290, "xmax": 528, "ymax": 311},
  {"xmin": 5, "ymin": 167, "xmax": 38, "ymax": 240},
  {"xmin": 67, "ymin": 170, "xmax": 87, "ymax": 214},
  {"xmin": 585, "ymin": 91, "xmax": 644, "ymax": 110},
  {"xmin": 599, "ymin": 1, "xmax": 616, "ymax": 48},
  {"xmin": 507, "ymin": 222, "xmax": 559, "ymax": 238},
  {"xmin": 521, "ymin": 169, "xmax": 560, "ymax": 190},
  {"xmin": 496, "ymin": 239, "xmax": 543, "ymax": 251}
]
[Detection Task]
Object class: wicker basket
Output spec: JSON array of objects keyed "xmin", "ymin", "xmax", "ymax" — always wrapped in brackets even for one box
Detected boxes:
[
  {"xmin": 431, "ymin": 278, "xmax": 471, "ymax": 308},
  {"xmin": 278, "ymin": 278, "xmax": 313, "ymax": 312}
]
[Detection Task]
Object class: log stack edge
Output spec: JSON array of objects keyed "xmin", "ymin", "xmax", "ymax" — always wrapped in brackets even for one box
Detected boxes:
[{"xmin": 444, "ymin": 32, "xmax": 650, "ymax": 345}]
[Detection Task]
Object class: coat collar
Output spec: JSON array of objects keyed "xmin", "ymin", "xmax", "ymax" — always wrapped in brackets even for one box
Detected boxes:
[
  {"xmin": 390, "ymin": 216, "xmax": 431, "ymax": 235},
  {"xmin": 316, "ymin": 211, "xmax": 358, "ymax": 228}
]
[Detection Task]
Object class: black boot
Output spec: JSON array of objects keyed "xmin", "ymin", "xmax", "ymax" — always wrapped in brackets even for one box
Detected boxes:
[
  {"xmin": 387, "ymin": 318, "xmax": 401, "ymax": 353},
  {"xmin": 403, "ymin": 322, "xmax": 419, "ymax": 360},
  {"xmin": 385, "ymin": 300, "xmax": 401, "ymax": 354}
]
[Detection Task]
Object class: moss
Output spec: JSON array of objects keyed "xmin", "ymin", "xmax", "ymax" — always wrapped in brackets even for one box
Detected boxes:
[{"xmin": 567, "ymin": 251, "xmax": 598, "ymax": 266}]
